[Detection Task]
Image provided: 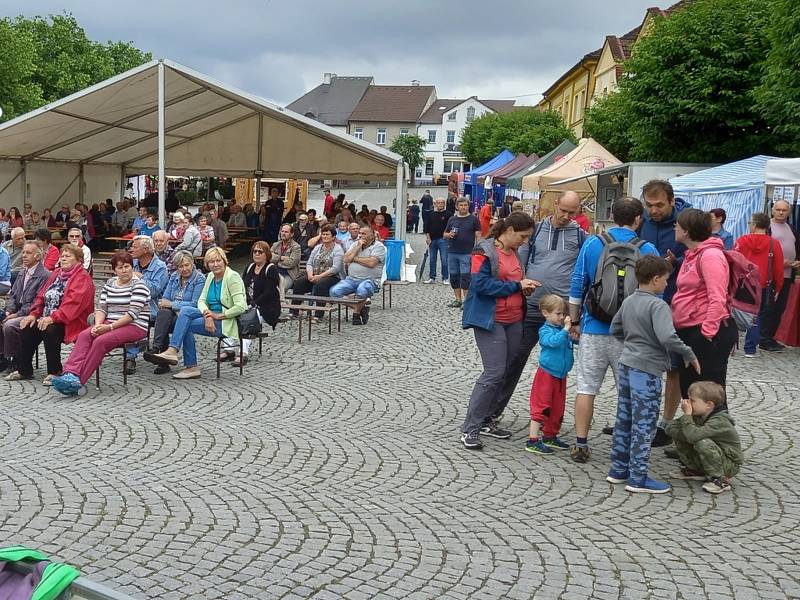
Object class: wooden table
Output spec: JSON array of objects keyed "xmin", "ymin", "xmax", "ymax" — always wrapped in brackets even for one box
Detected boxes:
[{"xmin": 105, "ymin": 236, "xmax": 134, "ymax": 249}]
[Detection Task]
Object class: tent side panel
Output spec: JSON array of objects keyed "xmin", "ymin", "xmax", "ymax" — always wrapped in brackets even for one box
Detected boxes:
[
  {"xmin": 0, "ymin": 160, "xmax": 25, "ymax": 208},
  {"xmin": 84, "ymin": 165, "xmax": 125, "ymax": 205},
  {"xmin": 677, "ymin": 188, "xmax": 764, "ymax": 240},
  {"xmin": 25, "ymin": 161, "xmax": 82, "ymax": 213}
]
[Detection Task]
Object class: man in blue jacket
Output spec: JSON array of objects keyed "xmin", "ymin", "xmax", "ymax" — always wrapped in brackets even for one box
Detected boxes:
[
  {"xmin": 128, "ymin": 235, "xmax": 169, "ymax": 373},
  {"xmin": 638, "ymin": 179, "xmax": 691, "ymax": 447},
  {"xmin": 568, "ymin": 197, "xmax": 659, "ymax": 463}
]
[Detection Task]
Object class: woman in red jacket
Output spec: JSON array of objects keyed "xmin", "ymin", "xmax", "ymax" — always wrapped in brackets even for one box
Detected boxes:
[
  {"xmin": 734, "ymin": 212, "xmax": 784, "ymax": 357},
  {"xmin": 6, "ymin": 244, "xmax": 95, "ymax": 384}
]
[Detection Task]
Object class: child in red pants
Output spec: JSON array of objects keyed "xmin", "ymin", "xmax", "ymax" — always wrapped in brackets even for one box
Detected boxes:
[{"xmin": 526, "ymin": 295, "xmax": 574, "ymax": 455}]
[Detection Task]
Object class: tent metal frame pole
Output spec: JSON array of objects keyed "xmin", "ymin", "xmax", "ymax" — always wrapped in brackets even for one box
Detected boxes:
[
  {"xmin": 255, "ymin": 113, "xmax": 263, "ymax": 209},
  {"xmin": 157, "ymin": 60, "xmax": 166, "ymax": 227},
  {"xmin": 20, "ymin": 160, "xmax": 26, "ymax": 206},
  {"xmin": 0, "ymin": 166, "xmax": 25, "ymax": 197},
  {"xmin": 119, "ymin": 166, "xmax": 126, "ymax": 201},
  {"xmin": 396, "ymin": 161, "xmax": 407, "ymax": 242},
  {"xmin": 78, "ymin": 163, "xmax": 85, "ymax": 205}
]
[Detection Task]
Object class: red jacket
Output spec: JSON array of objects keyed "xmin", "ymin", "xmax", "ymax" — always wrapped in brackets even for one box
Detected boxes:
[
  {"xmin": 43, "ymin": 244, "xmax": 60, "ymax": 271},
  {"xmin": 29, "ymin": 268, "xmax": 95, "ymax": 343},
  {"xmin": 734, "ymin": 233, "xmax": 784, "ymax": 294},
  {"xmin": 371, "ymin": 224, "xmax": 390, "ymax": 241},
  {"xmin": 323, "ymin": 194, "xmax": 335, "ymax": 218}
]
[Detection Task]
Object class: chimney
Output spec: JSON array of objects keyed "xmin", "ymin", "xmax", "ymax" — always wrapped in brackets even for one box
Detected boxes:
[
  {"xmin": 323, "ymin": 73, "xmax": 332, "ymax": 84},
  {"xmin": 411, "ymin": 80, "xmax": 420, "ymax": 86}
]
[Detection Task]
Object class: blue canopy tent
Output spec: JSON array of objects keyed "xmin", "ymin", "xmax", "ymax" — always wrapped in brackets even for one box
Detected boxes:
[
  {"xmin": 463, "ymin": 149, "xmax": 515, "ymax": 208},
  {"xmin": 670, "ymin": 155, "xmax": 777, "ymax": 241}
]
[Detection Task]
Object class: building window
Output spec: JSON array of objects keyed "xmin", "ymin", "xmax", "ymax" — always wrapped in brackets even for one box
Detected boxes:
[
  {"xmin": 400, "ymin": 128, "xmax": 409, "ymax": 136},
  {"xmin": 377, "ymin": 128, "xmax": 386, "ymax": 145},
  {"xmin": 466, "ymin": 107, "xmax": 475, "ymax": 122},
  {"xmin": 427, "ymin": 130, "xmax": 437, "ymax": 143},
  {"xmin": 425, "ymin": 159, "xmax": 434, "ymax": 176},
  {"xmin": 353, "ymin": 127, "xmax": 363, "ymax": 140},
  {"xmin": 446, "ymin": 130, "xmax": 455, "ymax": 144},
  {"xmin": 443, "ymin": 161, "xmax": 452, "ymax": 173},
  {"xmin": 573, "ymin": 91, "xmax": 585, "ymax": 122},
  {"xmin": 447, "ymin": 111, "xmax": 457, "ymax": 121}
]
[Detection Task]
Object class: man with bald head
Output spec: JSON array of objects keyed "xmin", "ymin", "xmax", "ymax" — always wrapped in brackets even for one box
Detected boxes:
[
  {"xmin": 762, "ymin": 200, "xmax": 800, "ymax": 352},
  {"xmin": 483, "ymin": 190, "xmax": 587, "ymax": 439}
]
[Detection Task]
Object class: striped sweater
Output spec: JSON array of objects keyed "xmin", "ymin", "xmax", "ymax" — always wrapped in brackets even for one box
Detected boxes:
[{"xmin": 99, "ymin": 277, "xmax": 151, "ymax": 330}]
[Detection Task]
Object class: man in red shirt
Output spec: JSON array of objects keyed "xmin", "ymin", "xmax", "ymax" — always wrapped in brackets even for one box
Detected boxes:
[
  {"xmin": 734, "ymin": 211, "xmax": 784, "ymax": 357},
  {"xmin": 479, "ymin": 197, "xmax": 494, "ymax": 238},
  {"xmin": 323, "ymin": 189, "xmax": 335, "ymax": 220}
]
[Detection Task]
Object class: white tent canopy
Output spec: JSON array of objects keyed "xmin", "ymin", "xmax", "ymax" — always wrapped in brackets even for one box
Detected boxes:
[
  {"xmin": 0, "ymin": 58, "xmax": 407, "ymax": 234},
  {"xmin": 766, "ymin": 158, "xmax": 800, "ymax": 186}
]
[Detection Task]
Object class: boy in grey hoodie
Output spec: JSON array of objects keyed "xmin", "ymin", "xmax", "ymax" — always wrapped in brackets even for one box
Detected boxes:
[{"xmin": 607, "ymin": 255, "xmax": 700, "ymax": 494}]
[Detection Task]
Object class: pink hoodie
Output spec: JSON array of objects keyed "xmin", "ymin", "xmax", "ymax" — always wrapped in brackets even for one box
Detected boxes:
[{"xmin": 671, "ymin": 236, "xmax": 730, "ymax": 339}]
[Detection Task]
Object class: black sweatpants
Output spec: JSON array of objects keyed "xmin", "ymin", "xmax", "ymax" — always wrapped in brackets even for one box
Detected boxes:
[{"xmin": 676, "ymin": 319, "xmax": 738, "ymax": 399}]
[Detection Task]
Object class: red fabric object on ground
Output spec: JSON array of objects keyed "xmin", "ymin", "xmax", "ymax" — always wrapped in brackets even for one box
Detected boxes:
[{"xmin": 776, "ymin": 281, "xmax": 800, "ymax": 347}]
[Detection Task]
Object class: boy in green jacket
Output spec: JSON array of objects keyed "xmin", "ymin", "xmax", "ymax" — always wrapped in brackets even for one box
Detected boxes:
[{"xmin": 667, "ymin": 381, "xmax": 743, "ymax": 494}]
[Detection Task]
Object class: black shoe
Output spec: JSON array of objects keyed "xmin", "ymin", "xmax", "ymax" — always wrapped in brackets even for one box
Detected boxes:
[
  {"xmin": 760, "ymin": 340, "xmax": 785, "ymax": 352},
  {"xmin": 124, "ymin": 360, "xmax": 136, "ymax": 375},
  {"xmin": 651, "ymin": 427, "xmax": 672, "ymax": 447},
  {"xmin": 0, "ymin": 357, "xmax": 7, "ymax": 373},
  {"xmin": 215, "ymin": 351, "xmax": 236, "ymax": 362},
  {"xmin": 602, "ymin": 426, "xmax": 614, "ymax": 435},
  {"xmin": 153, "ymin": 364, "xmax": 171, "ymax": 375},
  {"xmin": 480, "ymin": 423, "xmax": 512, "ymax": 439},
  {"xmin": 461, "ymin": 431, "xmax": 483, "ymax": 450},
  {"xmin": 352, "ymin": 313, "xmax": 363, "ymax": 325},
  {"xmin": 361, "ymin": 305, "xmax": 370, "ymax": 324}
]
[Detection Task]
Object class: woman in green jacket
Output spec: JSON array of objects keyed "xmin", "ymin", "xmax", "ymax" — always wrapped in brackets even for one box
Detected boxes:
[{"xmin": 144, "ymin": 247, "xmax": 246, "ymax": 379}]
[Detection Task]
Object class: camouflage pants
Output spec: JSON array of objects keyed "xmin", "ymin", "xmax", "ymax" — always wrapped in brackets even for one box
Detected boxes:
[
  {"xmin": 610, "ymin": 364, "xmax": 662, "ymax": 483},
  {"xmin": 672, "ymin": 435, "xmax": 740, "ymax": 479}
]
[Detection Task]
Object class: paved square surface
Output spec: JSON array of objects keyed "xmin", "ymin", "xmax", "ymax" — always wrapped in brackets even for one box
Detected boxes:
[{"xmin": 0, "ymin": 233, "xmax": 798, "ymax": 599}]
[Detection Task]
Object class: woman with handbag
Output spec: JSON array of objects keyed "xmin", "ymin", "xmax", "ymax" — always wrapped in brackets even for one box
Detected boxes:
[
  {"xmin": 233, "ymin": 241, "xmax": 281, "ymax": 367},
  {"xmin": 734, "ymin": 212, "xmax": 784, "ymax": 356},
  {"xmin": 143, "ymin": 247, "xmax": 246, "ymax": 379}
]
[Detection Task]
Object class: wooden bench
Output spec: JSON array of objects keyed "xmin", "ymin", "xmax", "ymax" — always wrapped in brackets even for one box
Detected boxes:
[
  {"xmin": 382, "ymin": 279, "xmax": 410, "ymax": 309},
  {"xmin": 280, "ymin": 303, "xmax": 336, "ymax": 343},
  {"xmin": 284, "ymin": 294, "xmax": 363, "ymax": 332}
]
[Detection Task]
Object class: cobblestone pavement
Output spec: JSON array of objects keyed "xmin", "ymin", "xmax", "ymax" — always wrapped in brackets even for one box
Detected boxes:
[{"xmin": 1, "ymin": 233, "xmax": 799, "ymax": 600}]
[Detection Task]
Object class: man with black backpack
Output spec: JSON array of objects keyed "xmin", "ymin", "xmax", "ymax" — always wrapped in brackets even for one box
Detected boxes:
[{"xmin": 568, "ymin": 197, "xmax": 659, "ymax": 463}]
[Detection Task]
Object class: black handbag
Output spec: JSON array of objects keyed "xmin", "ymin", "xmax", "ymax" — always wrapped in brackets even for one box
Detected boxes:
[{"xmin": 238, "ymin": 307, "xmax": 262, "ymax": 337}]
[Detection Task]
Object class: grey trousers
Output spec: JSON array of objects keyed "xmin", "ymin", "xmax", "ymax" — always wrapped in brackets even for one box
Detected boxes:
[
  {"xmin": 2, "ymin": 317, "xmax": 24, "ymax": 359},
  {"xmin": 462, "ymin": 320, "xmax": 523, "ymax": 434}
]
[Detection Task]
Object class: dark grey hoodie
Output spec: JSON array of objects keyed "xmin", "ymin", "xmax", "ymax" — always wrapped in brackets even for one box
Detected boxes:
[{"xmin": 518, "ymin": 217, "xmax": 585, "ymax": 319}]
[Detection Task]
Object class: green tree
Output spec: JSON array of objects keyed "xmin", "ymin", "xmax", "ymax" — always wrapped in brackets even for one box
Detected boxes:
[
  {"xmin": 461, "ymin": 108, "xmax": 576, "ymax": 166},
  {"xmin": 756, "ymin": 0, "xmax": 800, "ymax": 155},
  {"xmin": 0, "ymin": 14, "xmax": 151, "ymax": 122},
  {"xmin": 585, "ymin": 0, "xmax": 772, "ymax": 163},
  {"xmin": 389, "ymin": 134, "xmax": 426, "ymax": 185}
]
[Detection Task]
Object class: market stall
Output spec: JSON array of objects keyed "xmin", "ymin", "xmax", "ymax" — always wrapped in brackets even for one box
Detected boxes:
[
  {"xmin": 505, "ymin": 139, "xmax": 577, "ymax": 199},
  {"xmin": 462, "ymin": 149, "xmax": 515, "ymax": 205}
]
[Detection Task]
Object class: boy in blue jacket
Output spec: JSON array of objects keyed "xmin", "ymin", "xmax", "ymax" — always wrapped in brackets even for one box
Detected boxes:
[{"xmin": 526, "ymin": 295, "xmax": 574, "ymax": 455}]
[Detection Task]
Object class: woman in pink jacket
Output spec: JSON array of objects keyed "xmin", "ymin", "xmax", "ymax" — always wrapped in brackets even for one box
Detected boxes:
[{"xmin": 671, "ymin": 209, "xmax": 737, "ymax": 398}]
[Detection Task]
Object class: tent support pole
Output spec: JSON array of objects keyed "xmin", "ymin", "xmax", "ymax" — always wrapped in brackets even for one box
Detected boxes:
[
  {"xmin": 78, "ymin": 163, "xmax": 84, "ymax": 205},
  {"xmin": 157, "ymin": 60, "xmax": 166, "ymax": 227},
  {"xmin": 20, "ymin": 161, "xmax": 27, "ymax": 206},
  {"xmin": 0, "ymin": 165, "xmax": 25, "ymax": 197},
  {"xmin": 396, "ymin": 161, "xmax": 407, "ymax": 242},
  {"xmin": 119, "ymin": 166, "xmax": 125, "ymax": 201},
  {"xmin": 255, "ymin": 113, "xmax": 263, "ymax": 209}
]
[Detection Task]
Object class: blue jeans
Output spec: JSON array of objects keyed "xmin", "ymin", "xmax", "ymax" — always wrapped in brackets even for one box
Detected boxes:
[
  {"xmin": 330, "ymin": 277, "xmax": 379, "ymax": 299},
  {"xmin": 428, "ymin": 238, "xmax": 448, "ymax": 280},
  {"xmin": 744, "ymin": 288, "xmax": 772, "ymax": 354},
  {"xmin": 448, "ymin": 252, "xmax": 471, "ymax": 290},
  {"xmin": 610, "ymin": 364, "xmax": 662, "ymax": 484},
  {"xmin": 169, "ymin": 306, "xmax": 222, "ymax": 368}
]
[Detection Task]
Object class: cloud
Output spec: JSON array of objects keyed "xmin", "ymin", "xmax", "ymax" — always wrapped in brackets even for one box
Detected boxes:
[{"xmin": 7, "ymin": 0, "xmax": 670, "ymax": 105}]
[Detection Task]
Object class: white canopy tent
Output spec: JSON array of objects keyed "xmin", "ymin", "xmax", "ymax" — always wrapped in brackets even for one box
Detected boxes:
[{"xmin": 0, "ymin": 59, "xmax": 407, "ymax": 236}]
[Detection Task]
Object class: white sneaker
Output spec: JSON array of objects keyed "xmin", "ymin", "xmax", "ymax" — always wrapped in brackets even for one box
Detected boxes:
[
  {"xmin": 423, "ymin": 278, "xmax": 435, "ymax": 284},
  {"xmin": 442, "ymin": 280, "xmax": 450, "ymax": 285},
  {"xmin": 744, "ymin": 352, "xmax": 757, "ymax": 358}
]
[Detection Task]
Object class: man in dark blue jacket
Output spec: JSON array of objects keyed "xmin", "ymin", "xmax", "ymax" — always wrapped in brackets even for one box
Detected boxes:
[{"xmin": 638, "ymin": 179, "xmax": 691, "ymax": 448}]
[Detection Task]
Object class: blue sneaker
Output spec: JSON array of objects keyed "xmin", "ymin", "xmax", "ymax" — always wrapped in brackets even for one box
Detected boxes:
[
  {"xmin": 52, "ymin": 373, "xmax": 81, "ymax": 396},
  {"xmin": 525, "ymin": 439, "xmax": 554, "ymax": 455},
  {"xmin": 606, "ymin": 469, "xmax": 629, "ymax": 484},
  {"xmin": 625, "ymin": 476, "xmax": 671, "ymax": 494},
  {"xmin": 542, "ymin": 437, "xmax": 570, "ymax": 450}
]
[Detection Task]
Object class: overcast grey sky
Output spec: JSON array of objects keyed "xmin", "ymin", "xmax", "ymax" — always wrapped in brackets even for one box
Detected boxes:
[{"xmin": 6, "ymin": 1, "xmax": 671, "ymax": 106}]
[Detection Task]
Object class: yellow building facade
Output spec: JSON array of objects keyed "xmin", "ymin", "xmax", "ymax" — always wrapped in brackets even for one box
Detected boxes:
[{"xmin": 537, "ymin": 50, "xmax": 599, "ymax": 138}]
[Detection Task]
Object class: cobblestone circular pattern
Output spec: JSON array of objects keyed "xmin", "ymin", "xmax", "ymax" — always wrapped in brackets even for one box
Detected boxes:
[{"xmin": 1, "ymin": 234, "xmax": 799, "ymax": 599}]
